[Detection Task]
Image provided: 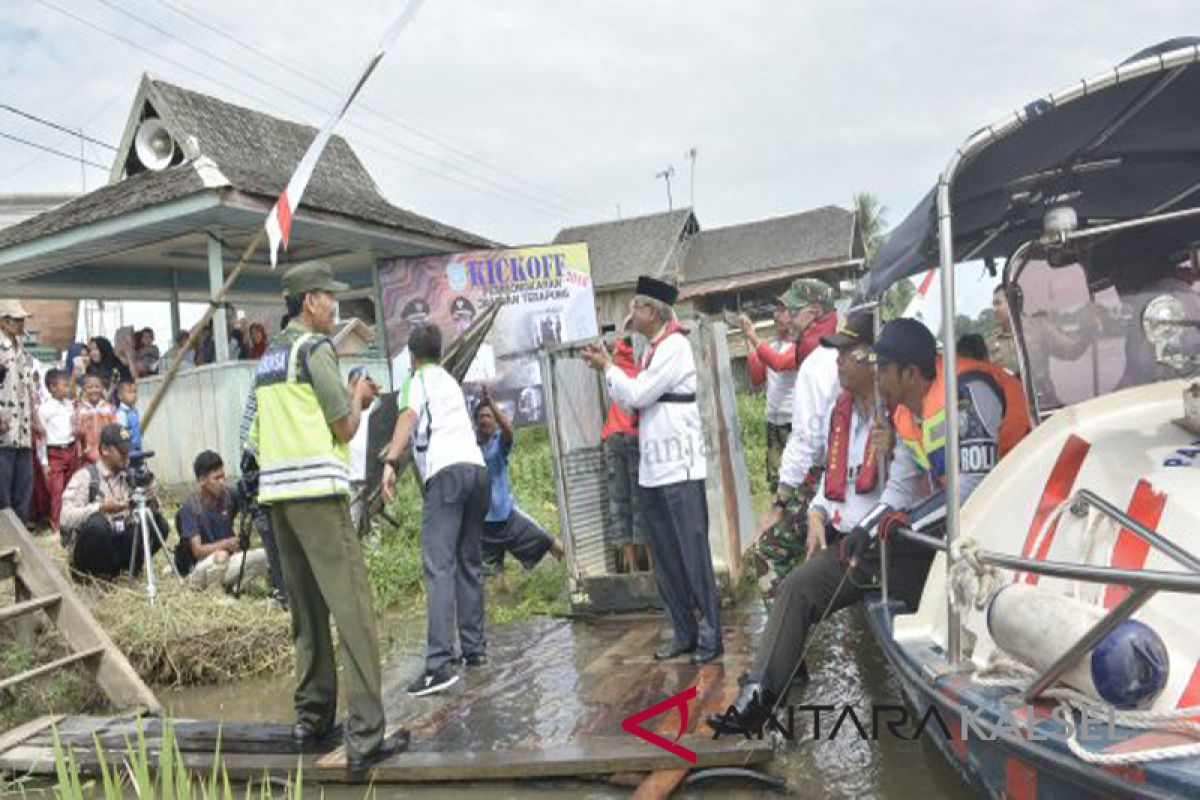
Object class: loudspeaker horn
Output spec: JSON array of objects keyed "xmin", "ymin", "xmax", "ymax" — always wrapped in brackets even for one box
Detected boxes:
[{"xmin": 134, "ymin": 118, "xmax": 176, "ymax": 171}]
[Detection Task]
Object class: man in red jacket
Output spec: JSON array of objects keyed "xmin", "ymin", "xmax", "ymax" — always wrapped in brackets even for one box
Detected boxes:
[{"xmin": 600, "ymin": 317, "xmax": 649, "ymax": 573}]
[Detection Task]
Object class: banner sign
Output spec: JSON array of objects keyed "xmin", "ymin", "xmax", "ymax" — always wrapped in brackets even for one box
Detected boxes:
[{"xmin": 377, "ymin": 242, "xmax": 598, "ymax": 424}]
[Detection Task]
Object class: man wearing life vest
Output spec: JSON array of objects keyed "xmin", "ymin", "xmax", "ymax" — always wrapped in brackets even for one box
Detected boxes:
[
  {"xmin": 250, "ymin": 261, "xmax": 399, "ymax": 776},
  {"xmin": 750, "ymin": 278, "xmax": 842, "ymax": 593},
  {"xmin": 708, "ymin": 310, "xmax": 931, "ymax": 735},
  {"xmin": 842, "ymin": 317, "xmax": 1031, "ymax": 568},
  {"xmin": 583, "ymin": 276, "xmax": 723, "ymax": 665}
]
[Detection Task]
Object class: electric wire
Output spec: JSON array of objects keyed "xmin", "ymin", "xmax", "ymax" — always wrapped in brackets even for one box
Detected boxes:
[
  {"xmin": 36, "ymin": 0, "xmax": 588, "ymax": 220},
  {"xmin": 0, "ymin": 129, "xmax": 109, "ymax": 170}
]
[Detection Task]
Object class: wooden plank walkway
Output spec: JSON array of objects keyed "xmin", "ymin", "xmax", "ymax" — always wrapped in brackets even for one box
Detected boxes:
[{"xmin": 0, "ymin": 605, "xmax": 771, "ymax": 786}]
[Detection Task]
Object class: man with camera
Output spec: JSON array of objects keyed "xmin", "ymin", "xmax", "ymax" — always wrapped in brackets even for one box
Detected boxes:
[
  {"xmin": 59, "ymin": 423, "xmax": 170, "ymax": 581},
  {"xmin": 174, "ymin": 450, "xmax": 269, "ymax": 592}
]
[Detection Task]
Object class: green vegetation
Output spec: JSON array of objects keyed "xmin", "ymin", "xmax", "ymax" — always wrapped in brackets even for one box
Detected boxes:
[
  {"xmin": 736, "ymin": 391, "xmax": 771, "ymax": 511},
  {"xmin": 48, "ymin": 718, "xmax": 323, "ymax": 799},
  {"xmin": 0, "ymin": 627, "xmax": 107, "ymax": 733},
  {"xmin": 365, "ymin": 423, "xmax": 568, "ymax": 620}
]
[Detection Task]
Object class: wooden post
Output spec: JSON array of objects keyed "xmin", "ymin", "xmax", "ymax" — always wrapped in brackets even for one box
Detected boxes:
[
  {"xmin": 169, "ymin": 269, "xmax": 182, "ymax": 339},
  {"xmin": 142, "ymin": 229, "xmax": 265, "ymax": 432},
  {"xmin": 208, "ymin": 234, "xmax": 230, "ymax": 363}
]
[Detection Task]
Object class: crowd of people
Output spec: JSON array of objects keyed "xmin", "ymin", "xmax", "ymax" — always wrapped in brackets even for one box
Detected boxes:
[{"xmin": 0, "ymin": 262, "xmax": 1043, "ymax": 773}]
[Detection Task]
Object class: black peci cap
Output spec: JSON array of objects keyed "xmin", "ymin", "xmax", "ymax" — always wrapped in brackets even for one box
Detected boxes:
[
  {"xmin": 635, "ymin": 275, "xmax": 679, "ymax": 305},
  {"xmin": 871, "ymin": 318, "xmax": 937, "ymax": 373},
  {"xmin": 820, "ymin": 309, "xmax": 876, "ymax": 349}
]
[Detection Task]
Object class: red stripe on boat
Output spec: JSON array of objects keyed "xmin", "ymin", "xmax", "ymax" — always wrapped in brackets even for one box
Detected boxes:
[
  {"xmin": 1176, "ymin": 660, "xmax": 1200, "ymax": 713},
  {"xmin": 1103, "ymin": 480, "xmax": 1168, "ymax": 608},
  {"xmin": 944, "ymin": 715, "xmax": 967, "ymax": 761},
  {"xmin": 1021, "ymin": 435, "xmax": 1091, "ymax": 584},
  {"xmin": 1005, "ymin": 756, "xmax": 1038, "ymax": 800}
]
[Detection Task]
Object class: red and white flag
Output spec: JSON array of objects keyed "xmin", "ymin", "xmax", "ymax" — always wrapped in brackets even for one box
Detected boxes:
[
  {"xmin": 902, "ymin": 267, "xmax": 937, "ymax": 320},
  {"xmin": 266, "ymin": 0, "xmax": 428, "ymax": 267}
]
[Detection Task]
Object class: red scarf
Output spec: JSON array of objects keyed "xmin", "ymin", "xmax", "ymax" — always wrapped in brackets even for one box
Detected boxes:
[
  {"xmin": 642, "ymin": 320, "xmax": 686, "ymax": 369},
  {"xmin": 823, "ymin": 391, "xmax": 878, "ymax": 501}
]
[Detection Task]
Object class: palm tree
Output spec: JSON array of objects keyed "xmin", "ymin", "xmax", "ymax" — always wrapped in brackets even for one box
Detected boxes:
[{"xmin": 853, "ymin": 191, "xmax": 888, "ymax": 260}]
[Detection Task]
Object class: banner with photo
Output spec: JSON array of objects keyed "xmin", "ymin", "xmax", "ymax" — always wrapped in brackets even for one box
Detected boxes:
[{"xmin": 377, "ymin": 242, "xmax": 597, "ymax": 424}]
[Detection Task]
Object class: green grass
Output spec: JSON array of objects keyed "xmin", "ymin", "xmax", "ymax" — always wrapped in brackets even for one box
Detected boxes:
[
  {"xmin": 365, "ymin": 424, "xmax": 568, "ymax": 621},
  {"xmin": 736, "ymin": 391, "xmax": 771, "ymax": 510}
]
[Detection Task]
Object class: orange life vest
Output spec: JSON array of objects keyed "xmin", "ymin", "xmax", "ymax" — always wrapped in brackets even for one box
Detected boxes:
[{"xmin": 892, "ymin": 357, "xmax": 1030, "ymax": 481}]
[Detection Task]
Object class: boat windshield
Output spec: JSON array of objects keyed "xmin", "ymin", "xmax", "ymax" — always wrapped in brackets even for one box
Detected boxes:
[{"xmin": 1006, "ymin": 219, "xmax": 1200, "ymax": 418}]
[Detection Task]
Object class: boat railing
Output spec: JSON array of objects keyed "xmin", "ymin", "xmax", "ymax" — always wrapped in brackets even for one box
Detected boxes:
[{"xmin": 884, "ymin": 493, "xmax": 1200, "ymax": 702}]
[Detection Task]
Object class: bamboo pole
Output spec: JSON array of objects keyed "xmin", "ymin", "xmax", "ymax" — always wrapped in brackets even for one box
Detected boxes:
[{"xmin": 141, "ymin": 228, "xmax": 267, "ymax": 431}]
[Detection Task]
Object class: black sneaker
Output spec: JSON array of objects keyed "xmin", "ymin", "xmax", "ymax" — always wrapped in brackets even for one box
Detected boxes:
[
  {"xmin": 461, "ymin": 653, "xmax": 488, "ymax": 667},
  {"xmin": 406, "ymin": 665, "xmax": 460, "ymax": 697}
]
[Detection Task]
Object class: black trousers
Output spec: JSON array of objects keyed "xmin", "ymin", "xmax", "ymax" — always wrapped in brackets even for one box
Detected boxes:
[
  {"xmin": 71, "ymin": 511, "xmax": 168, "ymax": 581},
  {"xmin": 748, "ymin": 523, "xmax": 937, "ymax": 700},
  {"xmin": 641, "ymin": 479, "xmax": 722, "ymax": 653},
  {"xmin": 421, "ymin": 463, "xmax": 490, "ymax": 672},
  {"xmin": 482, "ymin": 509, "xmax": 554, "ymax": 572},
  {"xmin": 0, "ymin": 447, "xmax": 33, "ymax": 525},
  {"xmin": 253, "ymin": 506, "xmax": 288, "ymax": 598}
]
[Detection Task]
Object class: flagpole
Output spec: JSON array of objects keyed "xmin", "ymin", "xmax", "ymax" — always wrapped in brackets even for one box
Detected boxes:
[{"xmin": 141, "ymin": 0, "xmax": 429, "ymax": 431}]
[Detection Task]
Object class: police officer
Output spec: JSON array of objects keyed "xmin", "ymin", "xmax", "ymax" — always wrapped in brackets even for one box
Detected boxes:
[{"xmin": 250, "ymin": 260, "xmax": 399, "ymax": 775}]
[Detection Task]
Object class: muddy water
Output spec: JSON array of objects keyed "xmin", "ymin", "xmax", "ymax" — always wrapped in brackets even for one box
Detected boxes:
[{"xmin": 164, "ymin": 608, "xmax": 974, "ymax": 799}]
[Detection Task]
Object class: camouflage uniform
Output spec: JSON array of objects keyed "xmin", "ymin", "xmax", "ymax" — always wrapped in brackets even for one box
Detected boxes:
[
  {"xmin": 750, "ymin": 277, "xmax": 839, "ymax": 597},
  {"xmin": 751, "ymin": 481, "xmax": 818, "ymax": 598}
]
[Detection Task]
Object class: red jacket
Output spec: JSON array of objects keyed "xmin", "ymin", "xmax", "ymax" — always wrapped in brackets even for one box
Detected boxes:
[
  {"xmin": 750, "ymin": 311, "xmax": 839, "ymax": 375},
  {"xmin": 601, "ymin": 337, "xmax": 639, "ymax": 439}
]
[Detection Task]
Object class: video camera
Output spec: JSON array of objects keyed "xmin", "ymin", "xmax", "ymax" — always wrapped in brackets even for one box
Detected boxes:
[
  {"xmin": 125, "ymin": 450, "xmax": 155, "ymax": 491},
  {"xmin": 238, "ymin": 451, "xmax": 260, "ymax": 506}
]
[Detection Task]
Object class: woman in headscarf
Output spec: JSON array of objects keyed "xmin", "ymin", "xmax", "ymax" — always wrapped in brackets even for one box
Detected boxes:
[{"xmin": 85, "ymin": 336, "xmax": 132, "ymax": 390}]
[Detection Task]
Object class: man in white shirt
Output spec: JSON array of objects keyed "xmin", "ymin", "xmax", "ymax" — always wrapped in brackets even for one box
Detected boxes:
[
  {"xmin": 583, "ymin": 276, "xmax": 722, "ymax": 665},
  {"xmin": 751, "ymin": 284, "xmax": 843, "ymax": 595},
  {"xmin": 709, "ymin": 310, "xmax": 930, "ymax": 735},
  {"xmin": 381, "ymin": 324, "xmax": 489, "ymax": 698}
]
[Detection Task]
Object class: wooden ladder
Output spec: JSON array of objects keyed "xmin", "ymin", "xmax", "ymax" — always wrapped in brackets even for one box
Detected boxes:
[{"xmin": 0, "ymin": 513, "xmax": 159, "ymax": 712}]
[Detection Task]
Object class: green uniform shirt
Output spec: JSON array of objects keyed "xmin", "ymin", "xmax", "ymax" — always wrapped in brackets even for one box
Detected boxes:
[{"xmin": 285, "ymin": 320, "xmax": 350, "ymax": 424}]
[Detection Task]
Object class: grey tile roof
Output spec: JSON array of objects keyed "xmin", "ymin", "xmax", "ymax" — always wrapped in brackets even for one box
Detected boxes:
[
  {"xmin": 553, "ymin": 209, "xmax": 697, "ymax": 289},
  {"xmin": 0, "ymin": 164, "xmax": 204, "ymax": 249},
  {"xmin": 0, "ymin": 76, "xmax": 492, "ymax": 252},
  {"xmin": 681, "ymin": 205, "xmax": 856, "ymax": 285}
]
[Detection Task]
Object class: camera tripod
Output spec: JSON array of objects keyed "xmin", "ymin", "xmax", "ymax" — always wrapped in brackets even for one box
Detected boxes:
[{"xmin": 127, "ymin": 485, "xmax": 183, "ymax": 604}]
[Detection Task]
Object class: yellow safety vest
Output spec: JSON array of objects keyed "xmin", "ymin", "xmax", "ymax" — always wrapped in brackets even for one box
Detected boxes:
[{"xmin": 252, "ymin": 331, "xmax": 350, "ymax": 504}]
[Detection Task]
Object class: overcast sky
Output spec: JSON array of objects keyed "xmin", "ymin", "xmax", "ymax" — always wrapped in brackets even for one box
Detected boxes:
[{"xmin": 0, "ymin": 0, "xmax": 1193, "ymax": 332}]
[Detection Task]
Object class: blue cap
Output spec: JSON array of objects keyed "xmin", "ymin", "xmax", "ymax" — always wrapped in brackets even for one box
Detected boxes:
[{"xmin": 871, "ymin": 318, "xmax": 936, "ymax": 373}]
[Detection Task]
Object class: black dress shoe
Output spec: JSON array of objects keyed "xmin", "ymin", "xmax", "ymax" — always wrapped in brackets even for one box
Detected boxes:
[
  {"xmin": 653, "ymin": 643, "xmax": 696, "ymax": 660},
  {"xmin": 690, "ymin": 647, "xmax": 723, "ymax": 666},
  {"xmin": 706, "ymin": 682, "xmax": 774, "ymax": 735},
  {"xmin": 291, "ymin": 721, "xmax": 343, "ymax": 752},
  {"xmin": 346, "ymin": 729, "xmax": 410, "ymax": 780}
]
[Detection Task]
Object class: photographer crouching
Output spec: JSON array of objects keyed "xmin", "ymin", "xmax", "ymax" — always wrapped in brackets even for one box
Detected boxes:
[
  {"xmin": 60, "ymin": 423, "xmax": 170, "ymax": 581},
  {"xmin": 173, "ymin": 450, "xmax": 269, "ymax": 593}
]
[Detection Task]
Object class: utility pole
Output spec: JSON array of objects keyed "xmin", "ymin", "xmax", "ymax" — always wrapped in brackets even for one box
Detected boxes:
[
  {"xmin": 684, "ymin": 147, "xmax": 697, "ymax": 208},
  {"xmin": 656, "ymin": 166, "xmax": 676, "ymax": 211}
]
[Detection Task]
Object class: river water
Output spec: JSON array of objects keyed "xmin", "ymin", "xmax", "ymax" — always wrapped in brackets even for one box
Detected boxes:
[{"xmin": 162, "ymin": 605, "xmax": 975, "ymax": 799}]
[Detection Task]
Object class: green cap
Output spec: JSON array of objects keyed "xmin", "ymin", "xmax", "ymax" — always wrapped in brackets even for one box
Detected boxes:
[
  {"xmin": 780, "ymin": 278, "xmax": 836, "ymax": 310},
  {"xmin": 281, "ymin": 260, "xmax": 349, "ymax": 297}
]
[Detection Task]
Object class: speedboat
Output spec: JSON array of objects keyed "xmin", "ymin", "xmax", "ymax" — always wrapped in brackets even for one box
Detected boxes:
[{"xmin": 860, "ymin": 38, "xmax": 1200, "ymax": 798}]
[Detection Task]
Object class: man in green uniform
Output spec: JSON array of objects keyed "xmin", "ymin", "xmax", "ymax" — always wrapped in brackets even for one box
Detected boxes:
[{"xmin": 250, "ymin": 260, "xmax": 399, "ymax": 775}]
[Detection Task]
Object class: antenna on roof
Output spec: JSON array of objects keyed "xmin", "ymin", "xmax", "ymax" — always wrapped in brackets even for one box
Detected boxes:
[
  {"xmin": 684, "ymin": 147, "xmax": 697, "ymax": 209},
  {"xmin": 655, "ymin": 165, "xmax": 676, "ymax": 211}
]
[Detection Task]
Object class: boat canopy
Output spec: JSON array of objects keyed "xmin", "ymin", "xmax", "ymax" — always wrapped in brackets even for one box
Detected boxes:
[{"xmin": 862, "ymin": 38, "xmax": 1200, "ymax": 299}]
